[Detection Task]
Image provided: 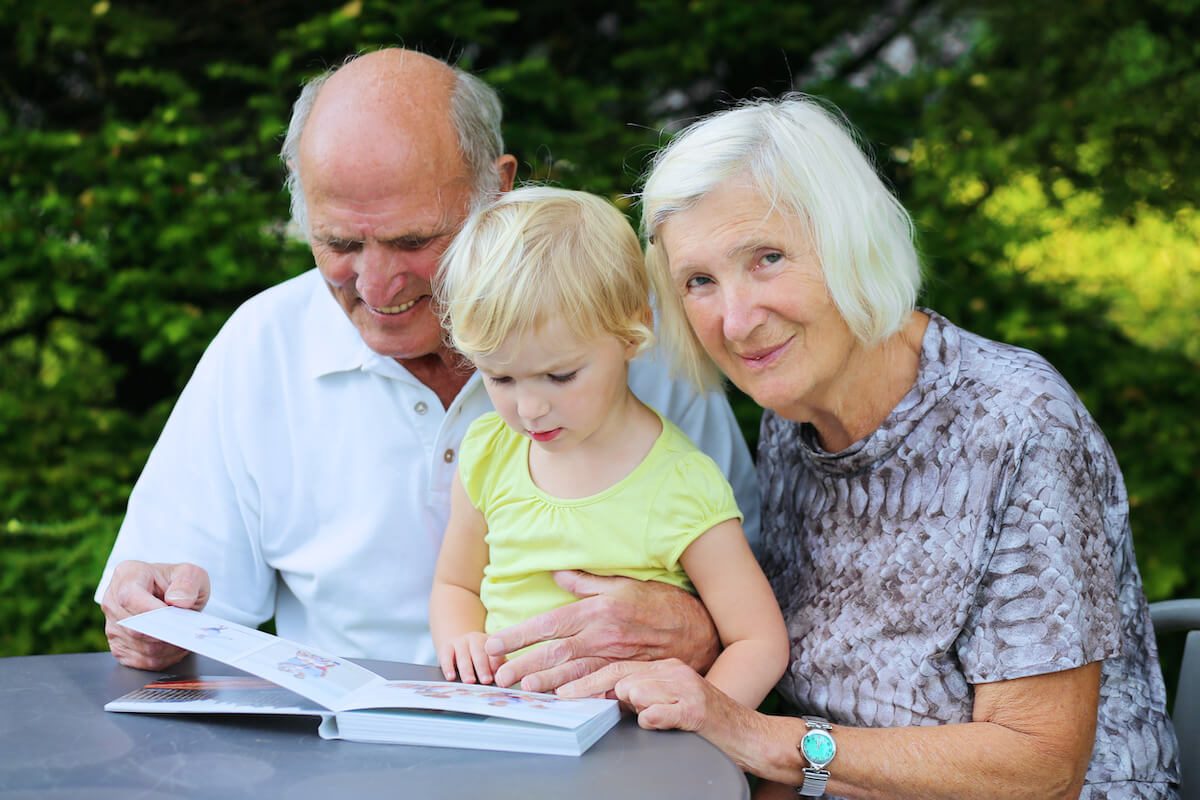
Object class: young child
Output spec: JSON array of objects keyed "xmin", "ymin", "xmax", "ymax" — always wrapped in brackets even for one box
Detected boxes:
[{"xmin": 429, "ymin": 186, "xmax": 787, "ymax": 711}]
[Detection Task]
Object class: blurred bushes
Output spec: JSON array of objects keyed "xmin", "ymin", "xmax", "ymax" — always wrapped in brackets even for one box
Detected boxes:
[{"xmin": 2, "ymin": 0, "xmax": 1197, "ymax": 656}]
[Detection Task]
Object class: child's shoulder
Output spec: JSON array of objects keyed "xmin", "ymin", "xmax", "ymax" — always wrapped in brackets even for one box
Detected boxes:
[
  {"xmin": 652, "ymin": 413, "xmax": 727, "ymax": 478},
  {"xmin": 462, "ymin": 412, "xmax": 521, "ymax": 460},
  {"xmin": 465, "ymin": 410, "xmax": 507, "ymax": 436}
]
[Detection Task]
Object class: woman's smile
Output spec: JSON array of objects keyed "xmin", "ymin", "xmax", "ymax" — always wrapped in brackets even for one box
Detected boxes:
[{"xmin": 733, "ymin": 336, "xmax": 794, "ymax": 370}]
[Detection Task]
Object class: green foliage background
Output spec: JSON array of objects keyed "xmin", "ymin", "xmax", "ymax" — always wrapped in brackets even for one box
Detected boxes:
[{"xmin": 2, "ymin": 0, "xmax": 1197, "ymax": 657}]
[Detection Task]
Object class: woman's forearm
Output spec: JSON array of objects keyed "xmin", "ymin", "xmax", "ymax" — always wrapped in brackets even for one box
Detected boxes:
[
  {"xmin": 722, "ymin": 714, "xmax": 1086, "ymax": 800},
  {"xmin": 716, "ymin": 665, "xmax": 1099, "ymax": 800}
]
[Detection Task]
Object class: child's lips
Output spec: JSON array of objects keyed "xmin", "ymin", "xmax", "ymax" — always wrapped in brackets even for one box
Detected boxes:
[{"xmin": 528, "ymin": 428, "xmax": 563, "ymax": 442}]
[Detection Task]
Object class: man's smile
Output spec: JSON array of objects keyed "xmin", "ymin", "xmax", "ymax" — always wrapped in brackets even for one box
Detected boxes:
[{"xmin": 368, "ymin": 297, "xmax": 420, "ymax": 315}]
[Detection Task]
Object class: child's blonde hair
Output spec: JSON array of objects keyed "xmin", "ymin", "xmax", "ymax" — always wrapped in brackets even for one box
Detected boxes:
[{"xmin": 436, "ymin": 186, "xmax": 653, "ymax": 359}]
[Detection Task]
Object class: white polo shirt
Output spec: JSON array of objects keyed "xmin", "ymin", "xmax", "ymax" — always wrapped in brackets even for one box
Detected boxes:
[{"xmin": 95, "ymin": 268, "xmax": 760, "ymax": 665}]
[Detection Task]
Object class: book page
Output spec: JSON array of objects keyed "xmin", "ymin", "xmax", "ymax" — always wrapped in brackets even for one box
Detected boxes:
[
  {"xmin": 119, "ymin": 607, "xmax": 381, "ymax": 709},
  {"xmin": 341, "ymin": 680, "xmax": 616, "ymax": 728}
]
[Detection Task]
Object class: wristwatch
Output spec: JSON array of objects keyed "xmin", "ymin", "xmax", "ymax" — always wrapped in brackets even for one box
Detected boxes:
[{"xmin": 796, "ymin": 715, "xmax": 836, "ymax": 796}]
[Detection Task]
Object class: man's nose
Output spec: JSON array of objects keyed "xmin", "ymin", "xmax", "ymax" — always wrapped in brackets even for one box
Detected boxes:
[{"xmin": 354, "ymin": 243, "xmax": 404, "ymax": 306}]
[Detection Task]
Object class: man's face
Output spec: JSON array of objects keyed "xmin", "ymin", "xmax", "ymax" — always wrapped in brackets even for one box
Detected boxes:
[{"xmin": 302, "ymin": 139, "xmax": 475, "ymax": 363}]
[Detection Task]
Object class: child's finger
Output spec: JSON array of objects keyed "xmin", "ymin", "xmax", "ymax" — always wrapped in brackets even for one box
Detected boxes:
[
  {"xmin": 469, "ymin": 635, "xmax": 493, "ymax": 684},
  {"xmin": 438, "ymin": 642, "xmax": 457, "ymax": 681},
  {"xmin": 455, "ymin": 639, "xmax": 478, "ymax": 684}
]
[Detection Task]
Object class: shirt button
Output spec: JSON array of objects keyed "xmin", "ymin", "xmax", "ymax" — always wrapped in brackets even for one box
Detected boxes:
[
  {"xmin": 414, "ymin": 402, "xmax": 428, "ymax": 415},
  {"xmin": 443, "ymin": 449, "xmax": 455, "ymax": 463}
]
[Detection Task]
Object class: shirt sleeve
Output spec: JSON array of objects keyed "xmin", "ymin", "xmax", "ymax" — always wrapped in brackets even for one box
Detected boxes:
[
  {"xmin": 457, "ymin": 413, "xmax": 508, "ymax": 512},
  {"xmin": 628, "ymin": 352, "xmax": 762, "ymax": 556},
  {"xmin": 648, "ymin": 452, "xmax": 744, "ymax": 570},
  {"xmin": 93, "ymin": 313, "xmax": 276, "ymax": 627},
  {"xmin": 957, "ymin": 425, "xmax": 1122, "ymax": 684}
]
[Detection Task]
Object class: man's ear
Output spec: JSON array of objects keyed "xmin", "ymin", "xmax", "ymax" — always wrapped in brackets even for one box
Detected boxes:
[{"xmin": 495, "ymin": 154, "xmax": 518, "ymax": 192}]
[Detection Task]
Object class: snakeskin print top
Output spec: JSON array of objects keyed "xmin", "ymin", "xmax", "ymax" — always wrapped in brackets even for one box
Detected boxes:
[{"xmin": 758, "ymin": 310, "xmax": 1179, "ymax": 799}]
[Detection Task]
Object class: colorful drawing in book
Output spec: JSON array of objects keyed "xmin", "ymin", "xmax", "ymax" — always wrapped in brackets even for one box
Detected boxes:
[
  {"xmin": 386, "ymin": 681, "xmax": 553, "ymax": 709},
  {"xmin": 277, "ymin": 649, "xmax": 340, "ymax": 679}
]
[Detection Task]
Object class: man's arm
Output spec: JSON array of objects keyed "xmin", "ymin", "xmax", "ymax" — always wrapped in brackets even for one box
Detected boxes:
[
  {"xmin": 486, "ymin": 569, "xmax": 721, "ymax": 692},
  {"xmin": 95, "ymin": 303, "xmax": 278, "ymax": 661}
]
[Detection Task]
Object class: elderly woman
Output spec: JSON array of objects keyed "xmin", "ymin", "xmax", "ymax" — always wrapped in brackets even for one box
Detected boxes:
[{"xmin": 560, "ymin": 95, "xmax": 1180, "ymax": 800}]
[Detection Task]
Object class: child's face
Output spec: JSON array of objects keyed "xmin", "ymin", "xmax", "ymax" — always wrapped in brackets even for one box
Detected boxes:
[{"xmin": 474, "ymin": 317, "xmax": 639, "ymax": 456}]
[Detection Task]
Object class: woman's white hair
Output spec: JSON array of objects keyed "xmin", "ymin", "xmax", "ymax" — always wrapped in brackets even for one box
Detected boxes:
[
  {"xmin": 641, "ymin": 93, "xmax": 921, "ymax": 390},
  {"xmin": 279, "ymin": 50, "xmax": 505, "ymax": 238}
]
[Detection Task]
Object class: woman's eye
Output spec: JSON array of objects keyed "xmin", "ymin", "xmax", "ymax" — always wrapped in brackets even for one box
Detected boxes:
[
  {"xmin": 548, "ymin": 371, "xmax": 578, "ymax": 384},
  {"xmin": 684, "ymin": 275, "xmax": 714, "ymax": 290},
  {"xmin": 760, "ymin": 252, "xmax": 783, "ymax": 266}
]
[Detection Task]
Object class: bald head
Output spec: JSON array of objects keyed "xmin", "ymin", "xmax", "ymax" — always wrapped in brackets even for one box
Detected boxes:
[
  {"xmin": 299, "ymin": 51, "xmax": 464, "ymax": 210},
  {"xmin": 280, "ymin": 48, "xmax": 509, "ymax": 237}
]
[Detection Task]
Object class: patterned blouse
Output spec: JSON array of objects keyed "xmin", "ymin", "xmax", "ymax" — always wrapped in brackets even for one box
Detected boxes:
[{"xmin": 758, "ymin": 310, "xmax": 1179, "ymax": 799}]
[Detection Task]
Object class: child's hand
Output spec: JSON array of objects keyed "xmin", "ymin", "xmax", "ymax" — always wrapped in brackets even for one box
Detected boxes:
[{"xmin": 438, "ymin": 632, "xmax": 505, "ymax": 685}]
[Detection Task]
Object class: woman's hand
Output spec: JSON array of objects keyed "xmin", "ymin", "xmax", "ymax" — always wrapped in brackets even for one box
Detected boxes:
[{"xmin": 559, "ymin": 658, "xmax": 768, "ymax": 770}]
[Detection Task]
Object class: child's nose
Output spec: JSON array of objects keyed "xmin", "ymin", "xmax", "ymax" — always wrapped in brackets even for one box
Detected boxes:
[{"xmin": 517, "ymin": 390, "xmax": 548, "ymax": 421}]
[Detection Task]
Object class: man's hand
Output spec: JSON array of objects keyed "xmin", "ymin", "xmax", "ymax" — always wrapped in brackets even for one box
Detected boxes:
[
  {"xmin": 100, "ymin": 560, "xmax": 211, "ymax": 671},
  {"xmin": 485, "ymin": 570, "xmax": 720, "ymax": 692}
]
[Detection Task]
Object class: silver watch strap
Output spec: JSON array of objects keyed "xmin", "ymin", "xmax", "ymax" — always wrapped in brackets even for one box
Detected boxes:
[
  {"xmin": 796, "ymin": 766, "xmax": 830, "ymax": 796},
  {"xmin": 802, "ymin": 714, "xmax": 832, "ymax": 731}
]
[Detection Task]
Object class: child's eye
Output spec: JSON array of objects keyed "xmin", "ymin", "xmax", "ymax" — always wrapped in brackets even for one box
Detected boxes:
[
  {"xmin": 487, "ymin": 375, "xmax": 512, "ymax": 385},
  {"xmin": 548, "ymin": 371, "xmax": 578, "ymax": 384}
]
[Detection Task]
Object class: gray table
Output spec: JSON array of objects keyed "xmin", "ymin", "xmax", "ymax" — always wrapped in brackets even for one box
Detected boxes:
[{"xmin": 0, "ymin": 652, "xmax": 749, "ymax": 799}]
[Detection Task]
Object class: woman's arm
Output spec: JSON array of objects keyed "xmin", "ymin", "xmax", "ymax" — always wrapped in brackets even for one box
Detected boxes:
[
  {"xmin": 679, "ymin": 518, "xmax": 789, "ymax": 707},
  {"xmin": 569, "ymin": 659, "xmax": 1100, "ymax": 800},
  {"xmin": 429, "ymin": 471, "xmax": 499, "ymax": 683},
  {"xmin": 755, "ymin": 662, "xmax": 1099, "ymax": 800}
]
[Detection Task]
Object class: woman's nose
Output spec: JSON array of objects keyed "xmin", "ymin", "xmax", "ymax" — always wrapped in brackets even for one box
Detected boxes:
[{"xmin": 721, "ymin": 281, "xmax": 767, "ymax": 343}]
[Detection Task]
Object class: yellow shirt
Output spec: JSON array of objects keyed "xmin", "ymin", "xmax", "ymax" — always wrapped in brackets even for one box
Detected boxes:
[{"xmin": 459, "ymin": 411, "xmax": 742, "ymax": 635}]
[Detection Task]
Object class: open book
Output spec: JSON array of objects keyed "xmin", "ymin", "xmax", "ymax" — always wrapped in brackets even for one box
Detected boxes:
[{"xmin": 106, "ymin": 607, "xmax": 620, "ymax": 756}]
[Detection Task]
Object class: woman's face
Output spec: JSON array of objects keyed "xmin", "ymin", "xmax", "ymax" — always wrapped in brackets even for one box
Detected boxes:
[{"xmin": 657, "ymin": 177, "xmax": 861, "ymax": 421}]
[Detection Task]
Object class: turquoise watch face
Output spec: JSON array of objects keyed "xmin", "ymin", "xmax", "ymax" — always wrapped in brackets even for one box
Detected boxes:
[{"xmin": 801, "ymin": 729, "xmax": 836, "ymax": 766}]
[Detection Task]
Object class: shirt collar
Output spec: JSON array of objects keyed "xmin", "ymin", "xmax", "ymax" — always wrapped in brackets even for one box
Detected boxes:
[
  {"xmin": 300, "ymin": 269, "xmax": 487, "ymax": 392},
  {"xmin": 303, "ymin": 269, "xmax": 375, "ymax": 379}
]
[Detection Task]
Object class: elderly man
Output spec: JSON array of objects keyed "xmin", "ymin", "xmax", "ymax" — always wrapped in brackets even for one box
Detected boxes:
[{"xmin": 95, "ymin": 49, "xmax": 759, "ymax": 692}]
